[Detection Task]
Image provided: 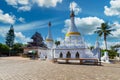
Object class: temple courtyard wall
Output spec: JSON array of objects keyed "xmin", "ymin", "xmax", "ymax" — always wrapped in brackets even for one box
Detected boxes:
[{"xmin": 0, "ymin": 57, "xmax": 120, "ymax": 80}]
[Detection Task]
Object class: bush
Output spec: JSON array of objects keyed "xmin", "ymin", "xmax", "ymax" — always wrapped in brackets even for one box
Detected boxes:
[{"xmin": 0, "ymin": 43, "xmax": 9, "ymax": 56}]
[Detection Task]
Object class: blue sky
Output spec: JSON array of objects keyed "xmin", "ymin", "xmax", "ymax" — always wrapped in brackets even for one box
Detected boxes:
[{"xmin": 0, "ymin": 0, "xmax": 120, "ymax": 48}]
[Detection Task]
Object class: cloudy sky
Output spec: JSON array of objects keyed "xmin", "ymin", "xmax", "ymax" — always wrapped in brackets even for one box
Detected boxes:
[{"xmin": 0, "ymin": 0, "xmax": 120, "ymax": 48}]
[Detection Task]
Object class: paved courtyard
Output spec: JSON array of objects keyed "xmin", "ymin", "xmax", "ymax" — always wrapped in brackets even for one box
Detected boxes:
[{"xmin": 0, "ymin": 57, "xmax": 120, "ymax": 80}]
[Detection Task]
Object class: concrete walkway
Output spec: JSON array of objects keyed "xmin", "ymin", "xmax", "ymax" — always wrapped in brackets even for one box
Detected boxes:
[{"xmin": 0, "ymin": 57, "xmax": 120, "ymax": 80}]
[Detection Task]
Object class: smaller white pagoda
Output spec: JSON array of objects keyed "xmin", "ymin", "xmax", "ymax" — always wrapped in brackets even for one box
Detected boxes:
[{"xmin": 46, "ymin": 22, "xmax": 54, "ymax": 48}]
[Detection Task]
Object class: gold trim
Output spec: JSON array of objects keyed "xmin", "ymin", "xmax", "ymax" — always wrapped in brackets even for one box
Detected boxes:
[
  {"xmin": 46, "ymin": 39, "xmax": 53, "ymax": 42},
  {"xmin": 66, "ymin": 32, "xmax": 80, "ymax": 37}
]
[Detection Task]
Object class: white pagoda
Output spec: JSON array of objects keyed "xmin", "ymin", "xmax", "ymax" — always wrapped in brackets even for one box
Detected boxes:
[
  {"xmin": 38, "ymin": 10, "xmax": 101, "ymax": 63},
  {"xmin": 52, "ymin": 10, "xmax": 100, "ymax": 60},
  {"xmin": 46, "ymin": 22, "xmax": 53, "ymax": 48}
]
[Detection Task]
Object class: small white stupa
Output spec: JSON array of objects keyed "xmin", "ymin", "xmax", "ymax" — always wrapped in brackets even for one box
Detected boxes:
[
  {"xmin": 100, "ymin": 42, "xmax": 110, "ymax": 63},
  {"xmin": 101, "ymin": 51, "xmax": 110, "ymax": 63},
  {"xmin": 92, "ymin": 40, "xmax": 101, "ymax": 60},
  {"xmin": 46, "ymin": 22, "xmax": 53, "ymax": 48}
]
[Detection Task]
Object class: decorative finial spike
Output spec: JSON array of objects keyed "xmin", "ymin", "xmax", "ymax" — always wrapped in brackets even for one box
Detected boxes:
[
  {"xmin": 70, "ymin": 9, "xmax": 75, "ymax": 17},
  {"xmin": 70, "ymin": 2, "xmax": 74, "ymax": 11},
  {"xmin": 48, "ymin": 21, "xmax": 51, "ymax": 27}
]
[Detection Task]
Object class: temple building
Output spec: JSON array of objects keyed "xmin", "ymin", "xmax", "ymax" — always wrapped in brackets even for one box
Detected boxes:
[
  {"xmin": 52, "ymin": 10, "xmax": 99, "ymax": 59},
  {"xmin": 27, "ymin": 32, "xmax": 47, "ymax": 48},
  {"xmin": 24, "ymin": 32, "xmax": 47, "ymax": 54},
  {"xmin": 38, "ymin": 10, "xmax": 101, "ymax": 63}
]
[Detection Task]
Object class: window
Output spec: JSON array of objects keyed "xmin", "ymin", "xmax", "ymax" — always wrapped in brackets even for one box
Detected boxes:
[
  {"xmin": 60, "ymin": 52, "xmax": 63, "ymax": 58},
  {"xmin": 66, "ymin": 51, "xmax": 71, "ymax": 58},
  {"xmin": 76, "ymin": 52, "xmax": 79, "ymax": 58}
]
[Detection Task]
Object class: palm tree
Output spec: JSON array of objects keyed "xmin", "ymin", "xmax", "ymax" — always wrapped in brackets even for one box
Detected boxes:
[
  {"xmin": 55, "ymin": 41, "xmax": 60, "ymax": 46},
  {"xmin": 95, "ymin": 22, "xmax": 115, "ymax": 50},
  {"xmin": 89, "ymin": 46, "xmax": 94, "ymax": 51}
]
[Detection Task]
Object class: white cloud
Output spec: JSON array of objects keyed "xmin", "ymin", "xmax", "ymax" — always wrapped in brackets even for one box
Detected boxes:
[
  {"xmin": 5, "ymin": 0, "xmax": 62, "ymax": 11},
  {"xmin": 0, "ymin": 28, "xmax": 31, "ymax": 44},
  {"xmin": 0, "ymin": 28, "xmax": 8, "ymax": 37},
  {"xmin": 0, "ymin": 18, "xmax": 58, "ymax": 33},
  {"xmin": 18, "ymin": 0, "xmax": 29, "ymax": 5},
  {"xmin": 14, "ymin": 20, "xmax": 52, "ymax": 31},
  {"xmin": 0, "ymin": 28, "xmax": 32, "ymax": 44},
  {"xmin": 62, "ymin": 16, "xmax": 104, "ymax": 35},
  {"xmin": 34, "ymin": 0, "xmax": 62, "ymax": 8},
  {"xmin": 16, "ymin": 18, "xmax": 60, "ymax": 31},
  {"xmin": 5, "ymin": 0, "xmax": 31, "ymax": 11},
  {"xmin": 107, "ymin": 21, "xmax": 120, "ymax": 40},
  {"xmin": 15, "ymin": 32, "xmax": 32, "ymax": 44},
  {"xmin": 5, "ymin": 0, "xmax": 17, "ymax": 6},
  {"xmin": 0, "ymin": 9, "xmax": 26, "ymax": 24},
  {"xmin": 104, "ymin": 0, "xmax": 120, "ymax": 16},
  {"xmin": 18, "ymin": 17, "xmax": 25, "ymax": 23},
  {"xmin": 18, "ymin": 5, "xmax": 31, "ymax": 11},
  {"xmin": 69, "ymin": 1, "xmax": 82, "ymax": 15},
  {"xmin": 100, "ymin": 41, "xmax": 120, "ymax": 49},
  {"xmin": 0, "ymin": 18, "xmax": 62, "ymax": 43},
  {"xmin": 0, "ymin": 26, "xmax": 31, "ymax": 44},
  {"xmin": 0, "ymin": 9, "xmax": 15, "ymax": 24}
]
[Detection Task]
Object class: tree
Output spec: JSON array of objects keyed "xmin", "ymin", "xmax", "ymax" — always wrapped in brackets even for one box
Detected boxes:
[
  {"xmin": 88, "ymin": 46, "xmax": 94, "ymax": 51},
  {"xmin": 111, "ymin": 44, "xmax": 120, "ymax": 49},
  {"xmin": 6, "ymin": 25, "xmax": 15, "ymax": 56},
  {"xmin": 0, "ymin": 43, "xmax": 9, "ymax": 56},
  {"xmin": 12, "ymin": 43, "xmax": 24, "ymax": 55},
  {"xmin": 28, "ymin": 32, "xmax": 47, "ymax": 48},
  {"xmin": 55, "ymin": 41, "xmax": 60, "ymax": 46},
  {"xmin": 107, "ymin": 50, "xmax": 117, "ymax": 59},
  {"xmin": 94, "ymin": 22, "xmax": 115, "ymax": 50}
]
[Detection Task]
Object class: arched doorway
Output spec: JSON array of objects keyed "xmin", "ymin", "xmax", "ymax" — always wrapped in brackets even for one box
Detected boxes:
[
  {"xmin": 66, "ymin": 51, "xmax": 71, "ymax": 58},
  {"xmin": 59, "ymin": 52, "xmax": 63, "ymax": 58},
  {"xmin": 76, "ymin": 52, "xmax": 79, "ymax": 58}
]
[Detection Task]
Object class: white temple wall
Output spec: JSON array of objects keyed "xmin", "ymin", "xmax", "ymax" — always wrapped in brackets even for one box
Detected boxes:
[
  {"xmin": 53, "ymin": 49, "xmax": 87, "ymax": 59},
  {"xmin": 46, "ymin": 49, "xmax": 52, "ymax": 59},
  {"xmin": 38, "ymin": 48, "xmax": 99, "ymax": 60},
  {"xmin": 46, "ymin": 41, "xmax": 53, "ymax": 49},
  {"xmin": 62, "ymin": 53, "xmax": 66, "ymax": 58},
  {"xmin": 38, "ymin": 49, "xmax": 49, "ymax": 59}
]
